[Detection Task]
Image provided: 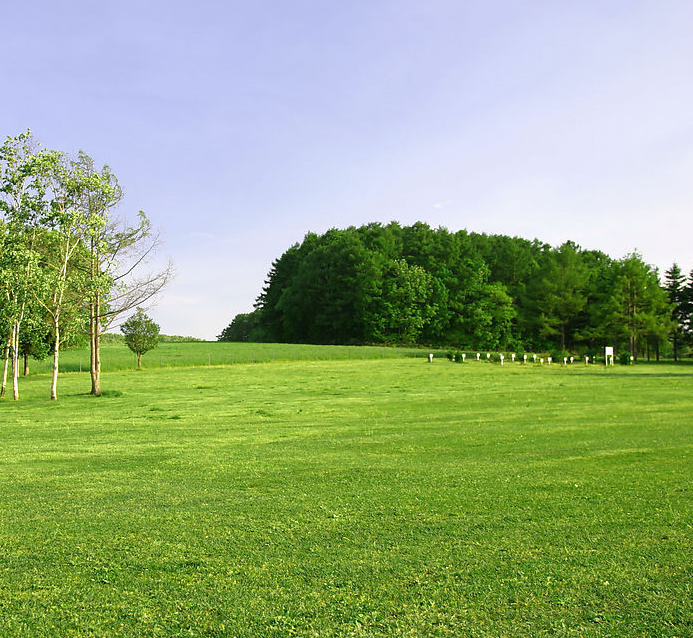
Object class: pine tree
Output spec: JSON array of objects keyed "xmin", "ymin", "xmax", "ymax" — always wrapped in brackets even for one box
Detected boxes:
[
  {"xmin": 683, "ymin": 268, "xmax": 693, "ymax": 354},
  {"xmin": 664, "ymin": 264, "xmax": 686, "ymax": 361}
]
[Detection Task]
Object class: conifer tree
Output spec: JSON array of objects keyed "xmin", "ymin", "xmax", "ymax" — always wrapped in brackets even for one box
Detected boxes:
[{"xmin": 664, "ymin": 263, "xmax": 686, "ymax": 361}]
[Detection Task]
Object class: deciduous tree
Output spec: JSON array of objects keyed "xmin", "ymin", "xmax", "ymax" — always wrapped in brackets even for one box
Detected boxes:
[
  {"xmin": 0, "ymin": 131, "xmax": 55, "ymax": 399},
  {"xmin": 72, "ymin": 152, "xmax": 172, "ymax": 395},
  {"xmin": 121, "ymin": 308, "xmax": 160, "ymax": 369}
]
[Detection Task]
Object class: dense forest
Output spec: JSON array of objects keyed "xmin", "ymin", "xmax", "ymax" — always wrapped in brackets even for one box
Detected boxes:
[{"xmin": 219, "ymin": 222, "xmax": 693, "ymax": 360}]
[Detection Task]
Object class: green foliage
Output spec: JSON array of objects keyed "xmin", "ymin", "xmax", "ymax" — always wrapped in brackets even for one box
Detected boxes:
[
  {"xmin": 588, "ymin": 253, "xmax": 671, "ymax": 360},
  {"xmin": 249, "ymin": 223, "xmax": 674, "ymax": 357},
  {"xmin": 120, "ymin": 308, "xmax": 159, "ymax": 367},
  {"xmin": 157, "ymin": 334, "xmax": 204, "ymax": 343},
  {"xmin": 217, "ymin": 310, "xmax": 263, "ymax": 342},
  {"xmin": 523, "ymin": 242, "xmax": 590, "ymax": 350},
  {"xmin": 685, "ymin": 268, "xmax": 693, "ymax": 351},
  {"xmin": 367, "ymin": 258, "xmax": 437, "ymax": 344},
  {"xmin": 19, "ymin": 313, "xmax": 52, "ymax": 362},
  {"xmin": 665, "ymin": 263, "xmax": 687, "ymax": 360},
  {"xmin": 100, "ymin": 332, "xmax": 125, "ymax": 343},
  {"xmin": 1, "ymin": 131, "xmax": 167, "ymax": 400},
  {"xmin": 274, "ymin": 230, "xmax": 373, "ymax": 344},
  {"xmin": 102, "ymin": 332, "xmax": 200, "ymax": 344},
  {"xmin": 551, "ymin": 349, "xmax": 570, "ymax": 363}
]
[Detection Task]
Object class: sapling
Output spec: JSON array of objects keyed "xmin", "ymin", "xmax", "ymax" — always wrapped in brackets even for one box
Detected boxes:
[{"xmin": 121, "ymin": 308, "xmax": 160, "ymax": 369}]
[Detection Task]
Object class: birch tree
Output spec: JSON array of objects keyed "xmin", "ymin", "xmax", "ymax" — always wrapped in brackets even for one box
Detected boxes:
[
  {"xmin": 0, "ymin": 131, "xmax": 54, "ymax": 400},
  {"xmin": 32, "ymin": 155, "xmax": 93, "ymax": 399},
  {"xmin": 73, "ymin": 153, "xmax": 172, "ymax": 395}
]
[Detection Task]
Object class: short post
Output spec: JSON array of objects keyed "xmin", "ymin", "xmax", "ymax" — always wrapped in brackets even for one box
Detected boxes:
[
  {"xmin": 585, "ymin": 356, "xmax": 589, "ymax": 365},
  {"xmin": 563, "ymin": 357, "xmax": 568, "ymax": 365},
  {"xmin": 500, "ymin": 354, "xmax": 504, "ymax": 365},
  {"xmin": 548, "ymin": 356, "xmax": 552, "ymax": 365},
  {"xmin": 570, "ymin": 356, "xmax": 574, "ymax": 364},
  {"xmin": 540, "ymin": 358, "xmax": 544, "ymax": 365},
  {"xmin": 461, "ymin": 353, "xmax": 466, "ymax": 362},
  {"xmin": 523, "ymin": 354, "xmax": 527, "ymax": 364},
  {"xmin": 476, "ymin": 353, "xmax": 480, "ymax": 361},
  {"xmin": 511, "ymin": 353, "xmax": 516, "ymax": 362},
  {"xmin": 533, "ymin": 354, "xmax": 537, "ymax": 362},
  {"xmin": 486, "ymin": 353, "xmax": 491, "ymax": 360},
  {"xmin": 428, "ymin": 353, "xmax": 433, "ymax": 363}
]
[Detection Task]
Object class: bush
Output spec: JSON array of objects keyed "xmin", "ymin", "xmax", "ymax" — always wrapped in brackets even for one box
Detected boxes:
[
  {"xmin": 619, "ymin": 352, "xmax": 632, "ymax": 365},
  {"xmin": 552, "ymin": 349, "xmax": 569, "ymax": 363}
]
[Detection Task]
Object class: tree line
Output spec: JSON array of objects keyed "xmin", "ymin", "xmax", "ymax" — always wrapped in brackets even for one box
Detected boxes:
[
  {"xmin": 219, "ymin": 222, "xmax": 693, "ymax": 360},
  {"xmin": 0, "ymin": 131, "xmax": 171, "ymax": 401}
]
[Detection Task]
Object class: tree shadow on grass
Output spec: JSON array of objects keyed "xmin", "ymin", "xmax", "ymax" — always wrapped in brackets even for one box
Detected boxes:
[
  {"xmin": 598, "ymin": 371, "xmax": 693, "ymax": 378},
  {"xmin": 79, "ymin": 389, "xmax": 124, "ymax": 398}
]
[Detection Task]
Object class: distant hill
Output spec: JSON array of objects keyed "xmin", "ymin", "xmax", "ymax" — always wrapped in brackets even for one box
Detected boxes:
[{"xmin": 101, "ymin": 333, "xmax": 203, "ymax": 343}]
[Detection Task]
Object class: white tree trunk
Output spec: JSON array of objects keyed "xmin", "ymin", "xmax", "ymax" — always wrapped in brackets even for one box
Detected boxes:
[
  {"xmin": 12, "ymin": 322, "xmax": 20, "ymax": 401},
  {"xmin": 51, "ymin": 318, "xmax": 60, "ymax": 400},
  {"xmin": 1, "ymin": 336, "xmax": 10, "ymax": 398},
  {"xmin": 90, "ymin": 293, "xmax": 102, "ymax": 395}
]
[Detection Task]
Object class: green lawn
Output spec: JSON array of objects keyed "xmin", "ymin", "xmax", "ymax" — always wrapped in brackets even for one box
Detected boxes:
[
  {"xmin": 1, "ymin": 357, "xmax": 691, "ymax": 636},
  {"xmin": 27, "ymin": 341, "xmax": 442, "ymax": 375}
]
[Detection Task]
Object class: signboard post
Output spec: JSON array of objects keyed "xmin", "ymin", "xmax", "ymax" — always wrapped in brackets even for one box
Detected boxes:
[{"xmin": 605, "ymin": 346, "xmax": 614, "ymax": 366}]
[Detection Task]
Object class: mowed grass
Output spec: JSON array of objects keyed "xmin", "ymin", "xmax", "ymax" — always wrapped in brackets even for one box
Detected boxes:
[
  {"xmin": 1, "ymin": 358, "xmax": 692, "ymax": 637},
  {"xmin": 28, "ymin": 341, "xmax": 439, "ymax": 374}
]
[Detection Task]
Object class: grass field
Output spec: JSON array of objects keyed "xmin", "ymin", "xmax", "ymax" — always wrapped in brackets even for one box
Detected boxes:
[
  {"xmin": 27, "ymin": 341, "xmax": 441, "ymax": 375},
  {"xmin": 1, "ymin": 353, "xmax": 692, "ymax": 636}
]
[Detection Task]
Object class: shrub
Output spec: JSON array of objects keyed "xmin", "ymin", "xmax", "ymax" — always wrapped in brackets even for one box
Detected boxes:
[{"xmin": 552, "ymin": 349, "xmax": 569, "ymax": 363}]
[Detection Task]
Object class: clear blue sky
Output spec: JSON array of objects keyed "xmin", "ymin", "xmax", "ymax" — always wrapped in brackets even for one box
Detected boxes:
[{"xmin": 3, "ymin": 0, "xmax": 692, "ymax": 339}]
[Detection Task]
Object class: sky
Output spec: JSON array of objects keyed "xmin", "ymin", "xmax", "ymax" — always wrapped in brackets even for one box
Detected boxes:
[{"xmin": 2, "ymin": 0, "xmax": 692, "ymax": 339}]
